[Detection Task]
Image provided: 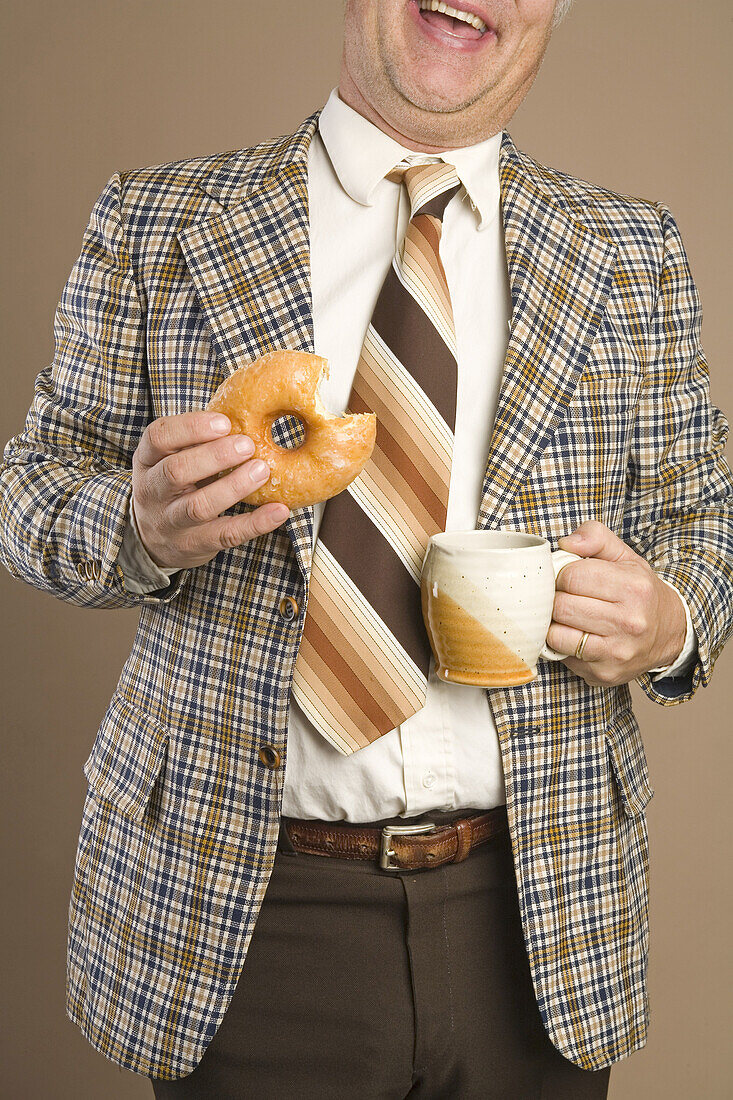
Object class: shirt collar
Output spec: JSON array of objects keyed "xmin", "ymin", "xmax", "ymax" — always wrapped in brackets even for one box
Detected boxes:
[{"xmin": 318, "ymin": 88, "xmax": 501, "ymax": 231}]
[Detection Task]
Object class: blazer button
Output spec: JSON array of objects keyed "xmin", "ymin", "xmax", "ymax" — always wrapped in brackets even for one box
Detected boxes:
[
  {"xmin": 258, "ymin": 744, "xmax": 282, "ymax": 769},
  {"xmin": 278, "ymin": 595, "xmax": 299, "ymax": 622}
]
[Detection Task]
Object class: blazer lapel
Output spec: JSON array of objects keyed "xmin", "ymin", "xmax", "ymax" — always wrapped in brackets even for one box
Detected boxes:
[
  {"xmin": 477, "ymin": 134, "xmax": 618, "ymax": 531},
  {"xmin": 176, "ymin": 114, "xmax": 320, "ymax": 577}
]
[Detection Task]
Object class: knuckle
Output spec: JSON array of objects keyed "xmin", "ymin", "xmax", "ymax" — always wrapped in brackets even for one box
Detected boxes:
[
  {"xmin": 218, "ymin": 524, "xmax": 245, "ymax": 550},
  {"xmin": 611, "ymin": 639, "xmax": 633, "ymax": 663},
  {"xmin": 184, "ymin": 493, "xmax": 210, "ymax": 524},
  {"xmin": 161, "ymin": 455, "xmax": 185, "ymax": 489},
  {"xmin": 625, "ymin": 613, "xmax": 647, "ymax": 638}
]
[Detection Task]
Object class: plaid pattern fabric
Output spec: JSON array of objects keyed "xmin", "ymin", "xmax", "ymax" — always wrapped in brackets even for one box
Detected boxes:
[{"xmin": 0, "ymin": 114, "xmax": 731, "ymax": 1078}]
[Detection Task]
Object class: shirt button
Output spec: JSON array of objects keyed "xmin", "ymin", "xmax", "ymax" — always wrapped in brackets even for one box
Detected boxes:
[
  {"xmin": 258, "ymin": 745, "xmax": 282, "ymax": 769},
  {"xmin": 278, "ymin": 595, "xmax": 299, "ymax": 622},
  {"xmin": 422, "ymin": 771, "xmax": 437, "ymax": 789}
]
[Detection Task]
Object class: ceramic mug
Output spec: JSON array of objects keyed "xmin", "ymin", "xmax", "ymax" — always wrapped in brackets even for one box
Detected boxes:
[{"xmin": 420, "ymin": 530, "xmax": 581, "ymax": 687}]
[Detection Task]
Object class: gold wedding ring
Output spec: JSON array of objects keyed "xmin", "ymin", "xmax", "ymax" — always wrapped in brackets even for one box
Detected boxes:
[{"xmin": 574, "ymin": 631, "xmax": 591, "ymax": 661}]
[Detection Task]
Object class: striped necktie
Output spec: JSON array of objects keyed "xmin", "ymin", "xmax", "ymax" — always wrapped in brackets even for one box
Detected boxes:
[{"xmin": 292, "ymin": 160, "xmax": 462, "ymax": 755}]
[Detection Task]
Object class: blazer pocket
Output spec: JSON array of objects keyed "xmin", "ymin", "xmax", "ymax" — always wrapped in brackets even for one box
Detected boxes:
[
  {"xmin": 83, "ymin": 691, "xmax": 170, "ymax": 823},
  {"xmin": 604, "ymin": 706, "xmax": 654, "ymax": 817}
]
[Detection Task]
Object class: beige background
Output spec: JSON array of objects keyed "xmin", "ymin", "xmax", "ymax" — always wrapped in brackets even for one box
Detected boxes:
[{"xmin": 1, "ymin": 1, "xmax": 731, "ymax": 1096}]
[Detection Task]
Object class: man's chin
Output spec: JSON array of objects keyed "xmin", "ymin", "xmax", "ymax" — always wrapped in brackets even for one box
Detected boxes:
[
  {"xmin": 387, "ymin": 67, "xmax": 485, "ymax": 119},
  {"xmin": 401, "ymin": 91, "xmax": 480, "ymax": 117}
]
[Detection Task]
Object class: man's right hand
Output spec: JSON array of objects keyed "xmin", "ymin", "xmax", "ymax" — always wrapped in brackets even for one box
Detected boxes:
[{"xmin": 131, "ymin": 412, "xmax": 290, "ymax": 571}]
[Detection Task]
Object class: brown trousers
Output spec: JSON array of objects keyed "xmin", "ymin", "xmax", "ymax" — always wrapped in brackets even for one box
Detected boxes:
[{"xmin": 150, "ymin": 813, "xmax": 611, "ymax": 1099}]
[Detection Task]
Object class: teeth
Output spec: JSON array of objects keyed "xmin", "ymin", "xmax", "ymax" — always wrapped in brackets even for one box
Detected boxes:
[{"xmin": 418, "ymin": 0, "xmax": 488, "ymax": 33}]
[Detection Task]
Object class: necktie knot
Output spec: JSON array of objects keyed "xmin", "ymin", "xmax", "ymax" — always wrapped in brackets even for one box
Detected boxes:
[{"xmin": 387, "ymin": 160, "xmax": 462, "ymax": 220}]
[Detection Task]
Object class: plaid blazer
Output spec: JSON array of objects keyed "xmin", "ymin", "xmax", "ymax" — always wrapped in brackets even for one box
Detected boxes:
[{"xmin": 1, "ymin": 112, "xmax": 732, "ymax": 1079}]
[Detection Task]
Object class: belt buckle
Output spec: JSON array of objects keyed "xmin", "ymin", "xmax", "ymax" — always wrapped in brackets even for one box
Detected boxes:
[{"xmin": 379, "ymin": 822, "xmax": 437, "ymax": 871}]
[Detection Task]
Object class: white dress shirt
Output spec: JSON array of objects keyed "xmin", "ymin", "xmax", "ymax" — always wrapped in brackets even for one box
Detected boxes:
[{"xmin": 119, "ymin": 89, "xmax": 697, "ymax": 822}]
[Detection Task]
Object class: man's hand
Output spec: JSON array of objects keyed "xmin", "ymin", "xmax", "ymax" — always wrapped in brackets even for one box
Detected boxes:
[
  {"xmin": 545, "ymin": 520, "xmax": 687, "ymax": 686},
  {"xmin": 132, "ymin": 412, "xmax": 290, "ymax": 571}
]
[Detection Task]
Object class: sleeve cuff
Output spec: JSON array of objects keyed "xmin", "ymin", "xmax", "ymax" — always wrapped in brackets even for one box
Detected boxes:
[
  {"xmin": 117, "ymin": 497, "xmax": 180, "ymax": 595},
  {"xmin": 649, "ymin": 577, "xmax": 698, "ymax": 679}
]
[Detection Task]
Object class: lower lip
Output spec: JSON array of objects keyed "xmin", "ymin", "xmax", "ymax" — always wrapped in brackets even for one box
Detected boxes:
[{"xmin": 408, "ymin": 0, "xmax": 495, "ymax": 52}]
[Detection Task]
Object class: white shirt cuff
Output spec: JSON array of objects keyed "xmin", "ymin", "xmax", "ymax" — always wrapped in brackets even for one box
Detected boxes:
[
  {"xmin": 117, "ymin": 497, "xmax": 179, "ymax": 594},
  {"xmin": 649, "ymin": 577, "xmax": 698, "ymax": 679}
]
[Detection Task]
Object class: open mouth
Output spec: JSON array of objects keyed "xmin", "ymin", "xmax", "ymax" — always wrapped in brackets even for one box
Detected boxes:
[{"xmin": 416, "ymin": 0, "xmax": 490, "ymax": 41}]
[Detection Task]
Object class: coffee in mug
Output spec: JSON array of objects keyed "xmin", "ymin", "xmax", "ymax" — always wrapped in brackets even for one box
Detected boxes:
[{"xmin": 420, "ymin": 530, "xmax": 580, "ymax": 687}]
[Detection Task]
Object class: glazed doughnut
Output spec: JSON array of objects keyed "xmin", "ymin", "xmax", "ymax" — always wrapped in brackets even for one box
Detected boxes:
[{"xmin": 206, "ymin": 350, "xmax": 377, "ymax": 510}]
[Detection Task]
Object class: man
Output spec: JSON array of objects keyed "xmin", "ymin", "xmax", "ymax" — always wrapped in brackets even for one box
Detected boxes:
[{"xmin": 1, "ymin": 0, "xmax": 731, "ymax": 1096}]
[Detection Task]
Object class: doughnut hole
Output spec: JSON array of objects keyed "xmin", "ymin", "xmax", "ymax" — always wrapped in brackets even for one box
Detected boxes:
[
  {"xmin": 269, "ymin": 413, "xmax": 307, "ymax": 450},
  {"xmin": 261, "ymin": 412, "xmax": 308, "ymax": 501}
]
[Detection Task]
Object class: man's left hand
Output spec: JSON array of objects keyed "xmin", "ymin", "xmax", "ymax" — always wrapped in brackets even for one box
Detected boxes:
[{"xmin": 545, "ymin": 520, "xmax": 687, "ymax": 686}]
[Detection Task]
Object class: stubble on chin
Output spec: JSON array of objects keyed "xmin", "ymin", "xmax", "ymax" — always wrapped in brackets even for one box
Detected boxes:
[{"xmin": 382, "ymin": 53, "xmax": 490, "ymax": 116}]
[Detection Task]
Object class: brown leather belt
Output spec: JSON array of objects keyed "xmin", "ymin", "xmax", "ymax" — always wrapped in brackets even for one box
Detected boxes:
[{"xmin": 282, "ymin": 806, "xmax": 509, "ymax": 871}]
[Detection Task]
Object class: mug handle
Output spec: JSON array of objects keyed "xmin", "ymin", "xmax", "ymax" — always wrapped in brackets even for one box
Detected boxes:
[{"xmin": 539, "ymin": 550, "xmax": 582, "ymax": 661}]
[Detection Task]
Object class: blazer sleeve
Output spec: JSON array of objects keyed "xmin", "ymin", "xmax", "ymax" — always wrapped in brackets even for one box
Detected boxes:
[
  {"xmin": 0, "ymin": 172, "xmax": 190, "ymax": 609},
  {"xmin": 621, "ymin": 203, "xmax": 733, "ymax": 703}
]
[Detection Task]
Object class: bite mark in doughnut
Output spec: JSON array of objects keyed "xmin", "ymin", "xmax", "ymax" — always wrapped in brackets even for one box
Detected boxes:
[{"xmin": 206, "ymin": 350, "xmax": 377, "ymax": 510}]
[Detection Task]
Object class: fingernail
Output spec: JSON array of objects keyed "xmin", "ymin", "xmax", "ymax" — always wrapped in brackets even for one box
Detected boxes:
[
  {"xmin": 272, "ymin": 504, "xmax": 290, "ymax": 522},
  {"xmin": 233, "ymin": 435, "xmax": 253, "ymax": 454},
  {"xmin": 250, "ymin": 460, "xmax": 269, "ymax": 479},
  {"xmin": 210, "ymin": 415, "xmax": 230, "ymax": 433}
]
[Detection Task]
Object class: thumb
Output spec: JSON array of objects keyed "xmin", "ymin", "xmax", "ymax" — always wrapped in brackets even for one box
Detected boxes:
[{"xmin": 558, "ymin": 520, "xmax": 637, "ymax": 563}]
